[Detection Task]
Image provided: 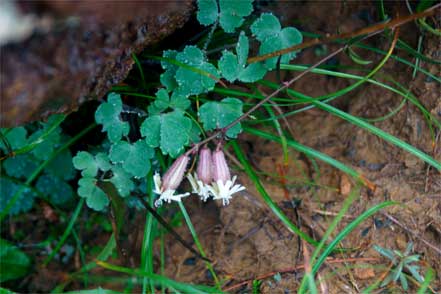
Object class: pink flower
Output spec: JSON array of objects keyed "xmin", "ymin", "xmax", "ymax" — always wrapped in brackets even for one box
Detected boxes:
[
  {"xmin": 153, "ymin": 154, "xmax": 190, "ymax": 207},
  {"xmin": 208, "ymin": 149, "xmax": 245, "ymax": 205},
  {"xmin": 187, "ymin": 147, "xmax": 212, "ymax": 201}
]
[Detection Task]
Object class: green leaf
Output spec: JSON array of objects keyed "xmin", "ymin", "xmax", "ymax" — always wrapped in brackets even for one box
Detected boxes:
[
  {"xmin": 73, "ymin": 151, "xmax": 112, "ymax": 177},
  {"xmin": 36, "ymin": 174, "xmax": 74, "ymax": 206},
  {"xmin": 109, "ymin": 140, "xmax": 154, "ymax": 178},
  {"xmin": 199, "ymin": 97, "xmax": 243, "ymax": 138},
  {"xmin": 140, "ymin": 110, "xmax": 192, "ymax": 157},
  {"xmin": 189, "ymin": 121, "xmax": 202, "ymax": 144},
  {"xmin": 45, "ymin": 149, "xmax": 75, "ymax": 180},
  {"xmin": 196, "ymin": 0, "xmax": 253, "ymax": 33},
  {"xmin": 250, "ymin": 13, "xmax": 281, "ymax": 42},
  {"xmin": 219, "ymin": 0, "xmax": 254, "ymax": 33},
  {"xmin": 251, "ymin": 13, "xmax": 303, "ymax": 69},
  {"xmin": 160, "ymin": 50, "xmax": 179, "ymax": 92},
  {"xmin": 0, "ymin": 239, "xmax": 31, "ymax": 282},
  {"xmin": 175, "ymin": 46, "xmax": 219, "ymax": 96},
  {"xmin": 218, "ymin": 32, "xmax": 267, "ymax": 82},
  {"xmin": 110, "ymin": 165, "xmax": 134, "ymax": 197},
  {"xmin": 218, "ymin": 51, "xmax": 240, "ymax": 81},
  {"xmin": 95, "ymin": 93, "xmax": 130, "ymax": 143},
  {"xmin": 196, "ymin": 0, "xmax": 218, "ymax": 26},
  {"xmin": 29, "ymin": 127, "xmax": 61, "ymax": 160},
  {"xmin": 148, "ymin": 89, "xmax": 190, "ymax": 114},
  {"xmin": 0, "ymin": 127, "xmax": 27, "ymax": 152},
  {"xmin": 3, "ymin": 154, "xmax": 39, "ymax": 179},
  {"xmin": 0, "ymin": 178, "xmax": 36, "ymax": 215},
  {"xmin": 78, "ymin": 177, "xmax": 109, "ymax": 211},
  {"xmin": 63, "ymin": 287, "xmax": 122, "ymax": 294}
]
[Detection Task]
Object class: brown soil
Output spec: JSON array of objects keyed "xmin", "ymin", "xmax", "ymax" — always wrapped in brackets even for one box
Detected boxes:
[{"xmin": 157, "ymin": 2, "xmax": 441, "ymax": 293}]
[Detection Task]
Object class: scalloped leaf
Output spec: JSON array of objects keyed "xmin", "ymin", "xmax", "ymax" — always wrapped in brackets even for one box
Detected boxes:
[
  {"xmin": 251, "ymin": 13, "xmax": 303, "ymax": 70},
  {"xmin": 219, "ymin": 32, "xmax": 267, "ymax": 83},
  {"xmin": 0, "ymin": 178, "xmax": 36, "ymax": 215},
  {"xmin": 199, "ymin": 97, "xmax": 243, "ymax": 138},
  {"xmin": 148, "ymin": 89, "xmax": 190, "ymax": 114},
  {"xmin": 196, "ymin": 0, "xmax": 218, "ymax": 26},
  {"xmin": 95, "ymin": 93, "xmax": 130, "ymax": 143},
  {"xmin": 29, "ymin": 127, "xmax": 61, "ymax": 160},
  {"xmin": 219, "ymin": 0, "xmax": 254, "ymax": 33},
  {"xmin": 109, "ymin": 165, "xmax": 134, "ymax": 197},
  {"xmin": 250, "ymin": 13, "xmax": 281, "ymax": 41},
  {"xmin": 78, "ymin": 177, "xmax": 109, "ymax": 211},
  {"xmin": 197, "ymin": 0, "xmax": 254, "ymax": 33},
  {"xmin": 3, "ymin": 154, "xmax": 39, "ymax": 179},
  {"xmin": 160, "ymin": 50, "xmax": 179, "ymax": 92},
  {"xmin": 175, "ymin": 46, "xmax": 219, "ymax": 96},
  {"xmin": 45, "ymin": 149, "xmax": 75, "ymax": 181},
  {"xmin": 36, "ymin": 174, "xmax": 74, "ymax": 205},
  {"xmin": 0, "ymin": 127, "xmax": 27, "ymax": 152},
  {"xmin": 140, "ymin": 110, "xmax": 193, "ymax": 158},
  {"xmin": 72, "ymin": 151, "xmax": 112, "ymax": 177},
  {"xmin": 109, "ymin": 140, "xmax": 154, "ymax": 178}
]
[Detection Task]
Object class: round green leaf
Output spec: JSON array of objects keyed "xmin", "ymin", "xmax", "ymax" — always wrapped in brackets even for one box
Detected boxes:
[
  {"xmin": 36, "ymin": 174, "xmax": 74, "ymax": 205},
  {"xmin": 199, "ymin": 97, "xmax": 243, "ymax": 138},
  {"xmin": 260, "ymin": 27, "xmax": 303, "ymax": 69},
  {"xmin": 0, "ymin": 178, "xmax": 36, "ymax": 215},
  {"xmin": 0, "ymin": 127, "xmax": 27, "ymax": 152},
  {"xmin": 250, "ymin": 13, "xmax": 281, "ymax": 42},
  {"xmin": 109, "ymin": 140, "xmax": 153, "ymax": 178},
  {"xmin": 73, "ymin": 151, "xmax": 111, "ymax": 177},
  {"xmin": 78, "ymin": 177, "xmax": 109, "ymax": 211},
  {"xmin": 45, "ymin": 149, "xmax": 75, "ymax": 180},
  {"xmin": 237, "ymin": 31, "xmax": 249, "ymax": 66},
  {"xmin": 95, "ymin": 93, "xmax": 130, "ymax": 143},
  {"xmin": 218, "ymin": 50, "xmax": 240, "ymax": 82},
  {"xmin": 197, "ymin": 0, "xmax": 218, "ymax": 26},
  {"xmin": 110, "ymin": 166, "xmax": 134, "ymax": 197},
  {"xmin": 219, "ymin": 0, "xmax": 253, "ymax": 33},
  {"xmin": 175, "ymin": 46, "xmax": 219, "ymax": 96},
  {"xmin": 3, "ymin": 154, "xmax": 39, "ymax": 179}
]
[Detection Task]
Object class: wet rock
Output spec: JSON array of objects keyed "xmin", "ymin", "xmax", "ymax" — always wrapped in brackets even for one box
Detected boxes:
[{"xmin": 0, "ymin": 1, "xmax": 193, "ymax": 127}]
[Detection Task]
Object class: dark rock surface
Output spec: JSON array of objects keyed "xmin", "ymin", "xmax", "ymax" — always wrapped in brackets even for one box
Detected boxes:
[{"xmin": 0, "ymin": 1, "xmax": 193, "ymax": 127}]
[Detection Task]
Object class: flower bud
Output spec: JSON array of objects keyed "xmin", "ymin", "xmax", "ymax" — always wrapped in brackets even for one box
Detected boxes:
[
  {"xmin": 197, "ymin": 147, "xmax": 212, "ymax": 184},
  {"xmin": 212, "ymin": 149, "xmax": 231, "ymax": 184},
  {"xmin": 162, "ymin": 154, "xmax": 189, "ymax": 191}
]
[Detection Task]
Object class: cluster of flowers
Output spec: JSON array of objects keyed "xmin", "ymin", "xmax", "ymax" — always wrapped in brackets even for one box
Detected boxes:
[{"xmin": 153, "ymin": 146, "xmax": 245, "ymax": 207}]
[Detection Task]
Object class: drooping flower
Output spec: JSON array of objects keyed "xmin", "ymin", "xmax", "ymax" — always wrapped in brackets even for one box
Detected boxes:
[
  {"xmin": 187, "ymin": 147, "xmax": 212, "ymax": 201},
  {"xmin": 208, "ymin": 148, "xmax": 245, "ymax": 205},
  {"xmin": 153, "ymin": 154, "xmax": 190, "ymax": 207}
]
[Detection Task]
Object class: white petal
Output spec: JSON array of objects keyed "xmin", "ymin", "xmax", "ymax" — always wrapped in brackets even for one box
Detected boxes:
[
  {"xmin": 153, "ymin": 173, "xmax": 163, "ymax": 194},
  {"xmin": 154, "ymin": 189, "xmax": 190, "ymax": 207}
]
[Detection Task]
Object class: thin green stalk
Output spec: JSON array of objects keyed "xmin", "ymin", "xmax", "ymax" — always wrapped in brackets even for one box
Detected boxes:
[
  {"xmin": 141, "ymin": 172, "xmax": 155, "ymax": 294},
  {"xmin": 0, "ymin": 123, "xmax": 96, "ymax": 222},
  {"xmin": 231, "ymin": 140, "xmax": 319, "ymax": 246},
  {"xmin": 177, "ymin": 202, "xmax": 221, "ymax": 291},
  {"xmin": 417, "ymin": 267, "xmax": 434, "ymax": 294},
  {"xmin": 300, "ymin": 31, "xmax": 441, "ymax": 82},
  {"xmin": 4, "ymin": 114, "xmax": 66, "ymax": 157},
  {"xmin": 43, "ymin": 198, "xmax": 85, "ymax": 265},
  {"xmin": 132, "ymin": 53, "xmax": 147, "ymax": 89},
  {"xmin": 299, "ymin": 201, "xmax": 397, "ymax": 293},
  {"xmin": 96, "ymin": 260, "xmax": 218, "ymax": 293},
  {"xmin": 298, "ymin": 186, "xmax": 360, "ymax": 293}
]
